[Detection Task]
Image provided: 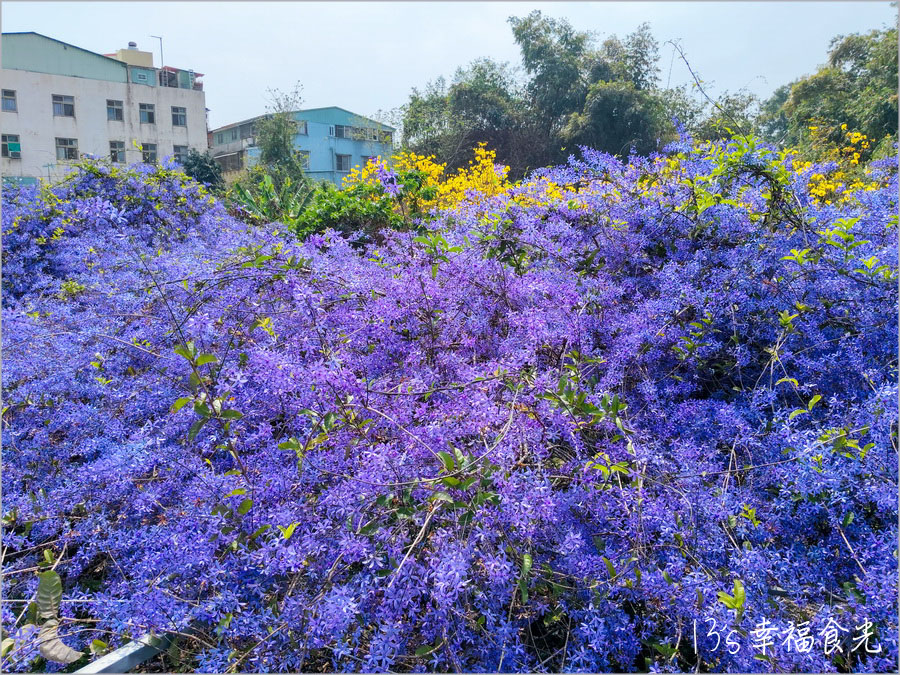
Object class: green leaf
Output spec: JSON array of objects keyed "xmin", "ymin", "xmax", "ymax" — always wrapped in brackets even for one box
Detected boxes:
[
  {"xmin": 602, "ymin": 556, "xmax": 615, "ymax": 579},
  {"xmin": 459, "ymin": 477, "xmax": 477, "ymax": 491},
  {"xmin": 807, "ymin": 394, "xmax": 822, "ymax": 411},
  {"xmin": 188, "ymin": 418, "xmax": 208, "ymax": 441},
  {"xmin": 220, "ymin": 409, "xmax": 243, "ymax": 420},
  {"xmin": 521, "ymin": 553, "xmax": 533, "ymax": 577},
  {"xmin": 250, "ymin": 524, "xmax": 271, "ymax": 540},
  {"xmin": 173, "ymin": 342, "xmax": 196, "ymax": 361},
  {"xmin": 788, "ymin": 408, "xmax": 808, "ymax": 420},
  {"xmin": 717, "ymin": 578, "xmax": 745, "ymax": 612},
  {"xmin": 732, "ymin": 579, "xmax": 745, "ymax": 606},
  {"xmin": 414, "ymin": 641, "xmax": 442, "ymax": 657},
  {"xmin": 277, "ymin": 522, "xmax": 299, "ymax": 541},
  {"xmin": 224, "ymin": 488, "xmax": 247, "ymax": 498},
  {"xmin": 171, "ymin": 397, "xmax": 192, "ymax": 412},
  {"xmin": 36, "ymin": 570, "xmax": 62, "ymax": 621},
  {"xmin": 436, "ymin": 451, "xmax": 455, "ymax": 473},
  {"xmin": 89, "ymin": 639, "xmax": 109, "ymax": 655},
  {"xmin": 518, "ymin": 552, "xmax": 533, "ymax": 603},
  {"xmin": 237, "ymin": 499, "xmax": 253, "ymax": 515},
  {"xmin": 195, "ymin": 353, "xmax": 218, "ymax": 366}
]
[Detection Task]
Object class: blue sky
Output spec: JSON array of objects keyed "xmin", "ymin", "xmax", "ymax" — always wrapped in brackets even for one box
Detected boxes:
[{"xmin": 2, "ymin": 2, "xmax": 896, "ymax": 129}]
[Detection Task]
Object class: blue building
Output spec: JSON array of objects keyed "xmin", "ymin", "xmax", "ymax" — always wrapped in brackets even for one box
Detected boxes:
[{"xmin": 209, "ymin": 106, "xmax": 394, "ymax": 186}]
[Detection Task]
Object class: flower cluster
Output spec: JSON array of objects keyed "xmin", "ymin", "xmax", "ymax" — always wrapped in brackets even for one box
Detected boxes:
[
  {"xmin": 343, "ymin": 144, "xmax": 512, "ymax": 215},
  {"xmin": 1, "ymin": 136, "xmax": 896, "ymax": 673}
]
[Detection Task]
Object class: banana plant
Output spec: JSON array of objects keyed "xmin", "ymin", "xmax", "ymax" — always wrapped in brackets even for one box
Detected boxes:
[{"xmin": 228, "ymin": 174, "xmax": 313, "ymax": 227}]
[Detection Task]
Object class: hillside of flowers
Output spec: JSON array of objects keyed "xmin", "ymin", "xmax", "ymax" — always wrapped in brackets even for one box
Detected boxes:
[{"xmin": 2, "ymin": 134, "xmax": 897, "ymax": 673}]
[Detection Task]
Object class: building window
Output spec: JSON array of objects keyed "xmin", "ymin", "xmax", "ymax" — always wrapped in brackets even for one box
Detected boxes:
[
  {"xmin": 333, "ymin": 125, "xmax": 349, "ymax": 139},
  {"xmin": 171, "ymin": 106, "xmax": 187, "ymax": 126},
  {"xmin": 215, "ymin": 132, "xmax": 224, "ymax": 145},
  {"xmin": 297, "ymin": 120, "xmax": 308, "ymax": 135},
  {"xmin": 107, "ymin": 99, "xmax": 124, "ymax": 121},
  {"xmin": 299, "ymin": 150, "xmax": 310, "ymax": 170},
  {"xmin": 382, "ymin": 131, "xmax": 393, "ymax": 144},
  {"xmin": 230, "ymin": 128, "xmax": 238, "ymax": 141},
  {"xmin": 2, "ymin": 90, "xmax": 17, "ymax": 112},
  {"xmin": 336, "ymin": 154, "xmax": 351, "ymax": 172},
  {"xmin": 109, "ymin": 141, "xmax": 125, "ymax": 163},
  {"xmin": 141, "ymin": 143, "xmax": 157, "ymax": 163},
  {"xmin": 139, "ymin": 103, "xmax": 155, "ymax": 124},
  {"xmin": 2, "ymin": 134, "xmax": 21, "ymax": 158},
  {"xmin": 173, "ymin": 145, "xmax": 188, "ymax": 163},
  {"xmin": 55, "ymin": 137, "xmax": 78, "ymax": 160},
  {"xmin": 52, "ymin": 94, "xmax": 75, "ymax": 117}
]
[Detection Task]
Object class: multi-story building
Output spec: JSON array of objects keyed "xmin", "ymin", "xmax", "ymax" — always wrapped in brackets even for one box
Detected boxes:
[
  {"xmin": 1, "ymin": 32, "xmax": 208, "ymax": 184},
  {"xmin": 209, "ymin": 107, "xmax": 394, "ymax": 186}
]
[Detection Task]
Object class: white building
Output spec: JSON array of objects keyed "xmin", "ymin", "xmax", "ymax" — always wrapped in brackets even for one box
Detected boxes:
[{"xmin": 1, "ymin": 32, "xmax": 208, "ymax": 184}]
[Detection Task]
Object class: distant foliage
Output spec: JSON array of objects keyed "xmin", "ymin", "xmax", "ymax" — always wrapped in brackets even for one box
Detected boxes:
[
  {"xmin": 181, "ymin": 148, "xmax": 225, "ymax": 192},
  {"xmin": 291, "ymin": 146, "xmax": 512, "ymax": 242},
  {"xmin": 254, "ymin": 84, "xmax": 309, "ymax": 190},
  {"xmin": 759, "ymin": 24, "xmax": 898, "ymax": 156},
  {"xmin": 2, "ymin": 136, "xmax": 896, "ymax": 672}
]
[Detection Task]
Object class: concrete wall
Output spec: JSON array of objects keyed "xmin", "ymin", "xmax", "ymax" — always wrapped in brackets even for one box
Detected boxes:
[
  {"xmin": 300, "ymin": 117, "xmax": 392, "ymax": 185},
  {"xmin": 1, "ymin": 68, "xmax": 207, "ymax": 182}
]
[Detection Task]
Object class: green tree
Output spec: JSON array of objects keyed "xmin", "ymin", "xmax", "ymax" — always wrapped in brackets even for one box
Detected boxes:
[
  {"xmin": 254, "ymin": 83, "xmax": 309, "ymax": 189},
  {"xmin": 509, "ymin": 13, "xmax": 669, "ymax": 162},
  {"xmin": 508, "ymin": 10, "xmax": 592, "ymax": 128},
  {"xmin": 756, "ymin": 83, "xmax": 792, "ymax": 144},
  {"xmin": 181, "ymin": 148, "xmax": 224, "ymax": 192},
  {"xmin": 760, "ymin": 23, "xmax": 898, "ymax": 155},
  {"xmin": 562, "ymin": 80, "xmax": 672, "ymax": 157},
  {"xmin": 402, "ymin": 59, "xmax": 536, "ymax": 177},
  {"xmin": 619, "ymin": 22, "xmax": 661, "ymax": 91},
  {"xmin": 694, "ymin": 90, "xmax": 760, "ymax": 141}
]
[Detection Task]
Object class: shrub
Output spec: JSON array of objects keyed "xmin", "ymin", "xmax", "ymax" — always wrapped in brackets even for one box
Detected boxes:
[{"xmin": 2, "ymin": 139, "xmax": 896, "ymax": 672}]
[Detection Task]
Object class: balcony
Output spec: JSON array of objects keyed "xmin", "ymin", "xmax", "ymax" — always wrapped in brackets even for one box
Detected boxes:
[{"xmin": 158, "ymin": 66, "xmax": 203, "ymax": 91}]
